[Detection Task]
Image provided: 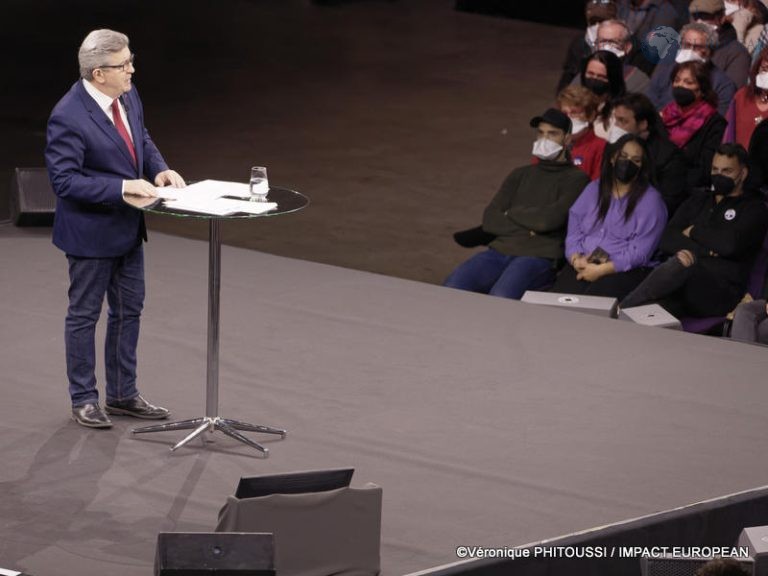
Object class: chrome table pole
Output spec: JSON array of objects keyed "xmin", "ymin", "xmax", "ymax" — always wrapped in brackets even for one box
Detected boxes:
[{"xmin": 133, "ymin": 218, "xmax": 286, "ymax": 454}]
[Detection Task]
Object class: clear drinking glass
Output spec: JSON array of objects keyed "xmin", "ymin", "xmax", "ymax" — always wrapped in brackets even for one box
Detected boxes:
[{"xmin": 249, "ymin": 166, "xmax": 269, "ymax": 202}]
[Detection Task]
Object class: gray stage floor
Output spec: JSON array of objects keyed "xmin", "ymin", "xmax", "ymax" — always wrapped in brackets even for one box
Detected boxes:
[{"xmin": 2, "ymin": 227, "xmax": 768, "ymax": 576}]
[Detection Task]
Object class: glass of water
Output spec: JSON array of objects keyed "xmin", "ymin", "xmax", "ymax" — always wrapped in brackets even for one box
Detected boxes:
[{"xmin": 249, "ymin": 166, "xmax": 269, "ymax": 202}]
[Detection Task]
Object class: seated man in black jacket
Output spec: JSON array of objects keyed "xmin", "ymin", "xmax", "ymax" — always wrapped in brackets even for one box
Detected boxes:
[
  {"xmin": 611, "ymin": 92, "xmax": 689, "ymax": 214},
  {"xmin": 620, "ymin": 142, "xmax": 768, "ymax": 317}
]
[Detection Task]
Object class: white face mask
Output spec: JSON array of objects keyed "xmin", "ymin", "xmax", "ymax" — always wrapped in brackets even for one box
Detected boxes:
[
  {"xmin": 586, "ymin": 24, "xmax": 599, "ymax": 48},
  {"xmin": 724, "ymin": 1, "xmax": 740, "ymax": 16},
  {"xmin": 606, "ymin": 123, "xmax": 629, "ymax": 144},
  {"xmin": 675, "ymin": 48, "xmax": 706, "ymax": 64},
  {"xmin": 597, "ymin": 42, "xmax": 626, "ymax": 59},
  {"xmin": 756, "ymin": 72, "xmax": 768, "ymax": 90},
  {"xmin": 532, "ymin": 138, "xmax": 564, "ymax": 161},
  {"xmin": 569, "ymin": 117, "xmax": 590, "ymax": 135}
]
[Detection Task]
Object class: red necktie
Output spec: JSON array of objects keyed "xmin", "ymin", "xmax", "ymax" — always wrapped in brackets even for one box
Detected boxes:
[{"xmin": 111, "ymin": 99, "xmax": 137, "ymax": 166}]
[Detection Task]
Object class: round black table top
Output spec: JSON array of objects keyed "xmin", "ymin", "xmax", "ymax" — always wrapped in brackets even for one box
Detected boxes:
[{"xmin": 124, "ymin": 185, "xmax": 309, "ymax": 219}]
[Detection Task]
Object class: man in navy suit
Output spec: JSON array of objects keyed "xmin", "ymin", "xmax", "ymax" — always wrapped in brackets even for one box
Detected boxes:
[{"xmin": 46, "ymin": 29, "xmax": 185, "ymax": 428}]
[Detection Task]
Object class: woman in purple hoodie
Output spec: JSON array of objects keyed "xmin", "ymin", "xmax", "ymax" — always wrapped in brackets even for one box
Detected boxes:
[{"xmin": 550, "ymin": 133, "xmax": 668, "ymax": 299}]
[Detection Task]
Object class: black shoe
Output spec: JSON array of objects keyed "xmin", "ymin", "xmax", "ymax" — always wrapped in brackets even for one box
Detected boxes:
[
  {"xmin": 105, "ymin": 395, "xmax": 170, "ymax": 419},
  {"xmin": 72, "ymin": 403, "xmax": 113, "ymax": 428}
]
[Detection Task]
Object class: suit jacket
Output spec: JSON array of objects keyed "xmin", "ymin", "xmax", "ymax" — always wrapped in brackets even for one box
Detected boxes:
[{"xmin": 45, "ymin": 80, "xmax": 169, "ymax": 257}]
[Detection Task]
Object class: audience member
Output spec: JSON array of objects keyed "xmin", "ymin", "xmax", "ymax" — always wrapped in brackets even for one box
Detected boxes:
[
  {"xmin": 581, "ymin": 50, "xmax": 628, "ymax": 138},
  {"xmin": 689, "ymin": 0, "xmax": 752, "ymax": 87},
  {"xmin": 695, "ymin": 558, "xmax": 752, "ymax": 576},
  {"xmin": 661, "ymin": 60, "xmax": 728, "ymax": 187},
  {"xmin": 749, "ymin": 116, "xmax": 768, "ymax": 186},
  {"xmin": 616, "ymin": 0, "xmax": 683, "ymax": 75},
  {"xmin": 612, "ymin": 92, "xmax": 689, "ymax": 213},
  {"xmin": 551, "ymin": 134, "xmax": 667, "ymax": 298},
  {"xmin": 558, "ymin": 0, "xmax": 619, "ymax": 93},
  {"xmin": 621, "ymin": 143, "xmax": 768, "ymax": 318},
  {"xmin": 731, "ymin": 298, "xmax": 768, "ymax": 343},
  {"xmin": 647, "ymin": 22, "xmax": 736, "ymax": 115},
  {"xmin": 444, "ymin": 109, "xmax": 590, "ymax": 299},
  {"xmin": 673, "ymin": 0, "xmax": 693, "ymax": 22},
  {"xmin": 723, "ymin": 46, "xmax": 768, "ymax": 147},
  {"xmin": 595, "ymin": 19, "xmax": 652, "ymax": 92},
  {"xmin": 556, "ymin": 85, "xmax": 607, "ymax": 180},
  {"xmin": 728, "ymin": 107, "xmax": 768, "ymax": 345},
  {"xmin": 617, "ymin": 0, "xmax": 683, "ymax": 37},
  {"xmin": 726, "ymin": 0, "xmax": 767, "ymax": 56}
]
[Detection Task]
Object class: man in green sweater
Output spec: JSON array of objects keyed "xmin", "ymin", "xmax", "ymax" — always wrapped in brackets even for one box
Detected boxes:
[{"xmin": 444, "ymin": 108, "xmax": 591, "ymax": 298}]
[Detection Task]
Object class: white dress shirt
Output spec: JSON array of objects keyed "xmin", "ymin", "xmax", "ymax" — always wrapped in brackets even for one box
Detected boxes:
[{"xmin": 82, "ymin": 79, "xmax": 134, "ymax": 142}]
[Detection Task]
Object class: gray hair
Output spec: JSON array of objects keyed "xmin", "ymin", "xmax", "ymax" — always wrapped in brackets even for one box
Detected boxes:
[
  {"xmin": 680, "ymin": 22, "xmax": 718, "ymax": 52},
  {"xmin": 597, "ymin": 19, "xmax": 632, "ymax": 44},
  {"xmin": 78, "ymin": 29, "xmax": 129, "ymax": 80}
]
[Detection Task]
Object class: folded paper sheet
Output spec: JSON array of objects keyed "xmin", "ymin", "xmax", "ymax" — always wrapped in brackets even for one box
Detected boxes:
[{"xmin": 158, "ymin": 179, "xmax": 277, "ymax": 215}]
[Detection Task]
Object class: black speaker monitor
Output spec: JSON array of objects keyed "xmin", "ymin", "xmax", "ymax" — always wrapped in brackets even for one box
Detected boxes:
[
  {"xmin": 641, "ymin": 555, "xmax": 754, "ymax": 576},
  {"xmin": 740, "ymin": 526, "xmax": 768, "ymax": 576},
  {"xmin": 155, "ymin": 532, "xmax": 274, "ymax": 576},
  {"xmin": 10, "ymin": 167, "xmax": 55, "ymax": 226},
  {"xmin": 235, "ymin": 467, "xmax": 354, "ymax": 499}
]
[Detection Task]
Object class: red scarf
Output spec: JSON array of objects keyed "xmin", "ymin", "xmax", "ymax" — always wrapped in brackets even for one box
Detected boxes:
[{"xmin": 662, "ymin": 99, "xmax": 717, "ymax": 149}]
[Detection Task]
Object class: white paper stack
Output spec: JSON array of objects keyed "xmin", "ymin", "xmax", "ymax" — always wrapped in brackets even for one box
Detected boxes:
[{"xmin": 156, "ymin": 179, "xmax": 276, "ymax": 215}]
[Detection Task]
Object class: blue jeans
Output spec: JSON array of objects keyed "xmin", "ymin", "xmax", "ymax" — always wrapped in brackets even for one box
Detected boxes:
[
  {"xmin": 65, "ymin": 244, "xmax": 144, "ymax": 407},
  {"xmin": 444, "ymin": 249, "xmax": 556, "ymax": 299}
]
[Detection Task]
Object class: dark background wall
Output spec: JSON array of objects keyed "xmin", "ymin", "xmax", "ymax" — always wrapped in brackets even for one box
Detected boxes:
[
  {"xmin": 0, "ymin": 0, "xmax": 584, "ymax": 284},
  {"xmin": 455, "ymin": 0, "xmax": 585, "ymax": 28},
  {"xmin": 0, "ymin": 0, "xmax": 585, "ymax": 222},
  {"xmin": 0, "ymin": 0, "xmax": 253, "ymax": 222}
]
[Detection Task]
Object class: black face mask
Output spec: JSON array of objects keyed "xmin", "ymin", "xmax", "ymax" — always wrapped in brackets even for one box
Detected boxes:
[
  {"xmin": 614, "ymin": 158, "xmax": 641, "ymax": 183},
  {"xmin": 711, "ymin": 173, "xmax": 738, "ymax": 196},
  {"xmin": 672, "ymin": 86, "xmax": 697, "ymax": 107},
  {"xmin": 583, "ymin": 77, "xmax": 610, "ymax": 96}
]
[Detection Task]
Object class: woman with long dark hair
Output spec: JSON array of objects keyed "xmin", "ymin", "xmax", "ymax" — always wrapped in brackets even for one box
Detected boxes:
[
  {"xmin": 661, "ymin": 60, "xmax": 727, "ymax": 188},
  {"xmin": 550, "ymin": 134, "xmax": 668, "ymax": 299},
  {"xmin": 580, "ymin": 50, "xmax": 626, "ymax": 140}
]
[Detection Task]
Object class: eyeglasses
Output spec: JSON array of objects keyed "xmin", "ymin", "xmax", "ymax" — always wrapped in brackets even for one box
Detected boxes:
[
  {"xmin": 681, "ymin": 41, "xmax": 710, "ymax": 53},
  {"xmin": 98, "ymin": 53, "xmax": 135, "ymax": 72}
]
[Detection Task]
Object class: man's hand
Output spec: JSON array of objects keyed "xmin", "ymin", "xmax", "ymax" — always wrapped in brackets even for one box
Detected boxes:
[
  {"xmin": 123, "ymin": 179, "xmax": 158, "ymax": 198},
  {"xmin": 154, "ymin": 170, "xmax": 185, "ymax": 188}
]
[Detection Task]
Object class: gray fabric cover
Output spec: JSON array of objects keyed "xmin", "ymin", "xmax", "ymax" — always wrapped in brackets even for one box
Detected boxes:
[{"xmin": 216, "ymin": 485, "xmax": 382, "ymax": 576}]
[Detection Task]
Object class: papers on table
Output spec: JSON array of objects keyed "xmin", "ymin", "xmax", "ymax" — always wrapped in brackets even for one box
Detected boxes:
[
  {"xmin": 165, "ymin": 197, "xmax": 277, "ymax": 216},
  {"xmin": 155, "ymin": 179, "xmax": 277, "ymax": 216}
]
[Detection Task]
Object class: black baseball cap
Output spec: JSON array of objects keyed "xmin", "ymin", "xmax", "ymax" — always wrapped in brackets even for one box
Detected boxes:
[{"xmin": 530, "ymin": 108, "xmax": 572, "ymax": 134}]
